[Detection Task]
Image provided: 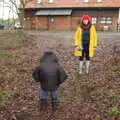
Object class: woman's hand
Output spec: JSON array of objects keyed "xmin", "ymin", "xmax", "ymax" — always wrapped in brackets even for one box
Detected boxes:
[
  {"xmin": 75, "ymin": 46, "xmax": 83, "ymax": 51},
  {"xmin": 75, "ymin": 46, "xmax": 80, "ymax": 51}
]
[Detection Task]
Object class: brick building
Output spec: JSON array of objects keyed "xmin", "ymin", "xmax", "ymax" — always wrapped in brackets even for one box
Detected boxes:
[{"xmin": 24, "ymin": 0, "xmax": 120, "ymax": 31}]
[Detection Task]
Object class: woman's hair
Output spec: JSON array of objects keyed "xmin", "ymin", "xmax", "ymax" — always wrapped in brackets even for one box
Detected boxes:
[
  {"xmin": 77, "ymin": 20, "xmax": 81, "ymax": 25},
  {"xmin": 80, "ymin": 15, "xmax": 92, "ymax": 25}
]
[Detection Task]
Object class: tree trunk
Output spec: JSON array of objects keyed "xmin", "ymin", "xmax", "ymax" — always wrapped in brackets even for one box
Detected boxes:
[{"xmin": 19, "ymin": 8, "xmax": 24, "ymax": 28}]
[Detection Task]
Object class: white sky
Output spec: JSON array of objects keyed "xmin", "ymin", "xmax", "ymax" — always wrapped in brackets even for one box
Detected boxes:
[
  {"xmin": 0, "ymin": 7, "xmax": 17, "ymax": 19},
  {"xmin": 0, "ymin": 0, "xmax": 19, "ymax": 20}
]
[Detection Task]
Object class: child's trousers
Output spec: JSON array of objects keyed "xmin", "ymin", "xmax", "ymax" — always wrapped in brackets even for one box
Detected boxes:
[{"xmin": 40, "ymin": 88, "xmax": 59, "ymax": 110}]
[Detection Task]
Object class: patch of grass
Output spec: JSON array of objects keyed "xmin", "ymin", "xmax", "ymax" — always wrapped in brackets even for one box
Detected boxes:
[
  {"xmin": 108, "ymin": 107, "xmax": 120, "ymax": 116},
  {"xmin": 0, "ymin": 101, "xmax": 11, "ymax": 107},
  {"xmin": 110, "ymin": 65, "xmax": 120, "ymax": 72},
  {"xmin": 0, "ymin": 51, "xmax": 10, "ymax": 57},
  {"xmin": 0, "ymin": 91, "xmax": 12, "ymax": 99},
  {"xmin": 0, "ymin": 30, "xmax": 27, "ymax": 48},
  {"xmin": 0, "ymin": 91, "xmax": 12, "ymax": 107}
]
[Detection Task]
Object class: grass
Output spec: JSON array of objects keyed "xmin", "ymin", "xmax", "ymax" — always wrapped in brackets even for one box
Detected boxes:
[
  {"xmin": 0, "ymin": 51, "xmax": 10, "ymax": 57},
  {"xmin": 108, "ymin": 107, "xmax": 120, "ymax": 116},
  {"xmin": 0, "ymin": 91, "xmax": 11, "ymax": 99},
  {"xmin": 0, "ymin": 30, "xmax": 27, "ymax": 48},
  {"xmin": 0, "ymin": 91, "xmax": 12, "ymax": 107},
  {"xmin": 0, "ymin": 30, "xmax": 28, "ymax": 58},
  {"xmin": 0, "ymin": 30, "xmax": 28, "ymax": 108}
]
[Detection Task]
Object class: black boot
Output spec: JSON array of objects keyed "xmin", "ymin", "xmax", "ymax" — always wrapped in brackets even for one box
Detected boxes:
[
  {"xmin": 40, "ymin": 99, "xmax": 48, "ymax": 111},
  {"xmin": 51, "ymin": 97, "xmax": 59, "ymax": 111}
]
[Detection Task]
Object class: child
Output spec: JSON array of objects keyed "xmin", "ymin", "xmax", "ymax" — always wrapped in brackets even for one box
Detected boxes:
[{"xmin": 32, "ymin": 48, "xmax": 68, "ymax": 110}]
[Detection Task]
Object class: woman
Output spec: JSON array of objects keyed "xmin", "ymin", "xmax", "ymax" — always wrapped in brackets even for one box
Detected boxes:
[{"xmin": 74, "ymin": 15, "xmax": 97, "ymax": 74}]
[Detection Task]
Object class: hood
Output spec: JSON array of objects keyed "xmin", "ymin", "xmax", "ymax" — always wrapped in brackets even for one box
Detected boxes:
[{"xmin": 40, "ymin": 51, "xmax": 58, "ymax": 63}]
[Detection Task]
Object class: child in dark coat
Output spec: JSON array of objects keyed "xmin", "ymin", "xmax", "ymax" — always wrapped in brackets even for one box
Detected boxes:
[{"xmin": 32, "ymin": 48, "xmax": 68, "ymax": 110}]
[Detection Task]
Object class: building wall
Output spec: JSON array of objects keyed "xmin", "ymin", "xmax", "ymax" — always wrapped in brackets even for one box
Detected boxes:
[
  {"xmin": 24, "ymin": 19, "xmax": 32, "ymax": 29},
  {"xmin": 48, "ymin": 16, "xmax": 71, "ymax": 30},
  {"xmin": 36, "ymin": 16, "xmax": 48, "ymax": 30},
  {"xmin": 24, "ymin": 8, "xmax": 119, "ymax": 31},
  {"xmin": 24, "ymin": 9, "xmax": 37, "ymax": 29},
  {"xmin": 72, "ymin": 9, "xmax": 119, "ymax": 31}
]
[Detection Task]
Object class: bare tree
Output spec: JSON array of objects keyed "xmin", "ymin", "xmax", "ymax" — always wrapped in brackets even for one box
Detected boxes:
[
  {"xmin": 9, "ymin": 0, "xmax": 24, "ymax": 27},
  {"xmin": 0, "ymin": 0, "xmax": 28, "ymax": 28},
  {"xmin": 0, "ymin": 0, "xmax": 5, "ymax": 24},
  {"xmin": 0, "ymin": 0, "xmax": 18, "ymax": 27}
]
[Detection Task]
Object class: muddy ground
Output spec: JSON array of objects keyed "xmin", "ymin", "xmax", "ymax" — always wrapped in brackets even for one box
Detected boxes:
[{"xmin": 0, "ymin": 31, "xmax": 120, "ymax": 120}]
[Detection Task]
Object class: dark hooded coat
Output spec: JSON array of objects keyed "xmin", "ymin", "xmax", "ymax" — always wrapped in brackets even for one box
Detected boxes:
[{"xmin": 32, "ymin": 52, "xmax": 68, "ymax": 91}]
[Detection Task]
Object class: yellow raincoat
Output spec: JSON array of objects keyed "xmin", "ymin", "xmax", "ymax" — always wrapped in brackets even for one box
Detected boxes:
[{"xmin": 74, "ymin": 25, "xmax": 97, "ymax": 57}]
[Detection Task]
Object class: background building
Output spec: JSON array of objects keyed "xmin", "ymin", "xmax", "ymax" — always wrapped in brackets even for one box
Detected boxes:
[{"xmin": 24, "ymin": 0, "xmax": 120, "ymax": 31}]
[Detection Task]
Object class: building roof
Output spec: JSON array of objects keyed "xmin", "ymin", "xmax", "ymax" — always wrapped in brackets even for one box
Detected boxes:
[
  {"xmin": 25, "ymin": 0, "xmax": 120, "ymax": 9},
  {"xmin": 35, "ymin": 9, "xmax": 72, "ymax": 15}
]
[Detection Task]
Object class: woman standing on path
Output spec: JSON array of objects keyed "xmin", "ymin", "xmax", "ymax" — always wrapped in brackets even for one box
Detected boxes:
[{"xmin": 74, "ymin": 15, "xmax": 97, "ymax": 74}]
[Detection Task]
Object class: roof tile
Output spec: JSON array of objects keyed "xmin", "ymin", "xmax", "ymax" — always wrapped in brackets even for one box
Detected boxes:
[{"xmin": 25, "ymin": 0, "xmax": 120, "ymax": 8}]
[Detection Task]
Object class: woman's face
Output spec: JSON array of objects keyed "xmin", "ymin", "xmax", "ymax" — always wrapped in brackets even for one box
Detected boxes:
[{"xmin": 83, "ymin": 19, "xmax": 89, "ymax": 25}]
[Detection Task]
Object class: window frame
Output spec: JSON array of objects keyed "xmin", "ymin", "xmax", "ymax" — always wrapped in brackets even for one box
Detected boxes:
[
  {"xmin": 92, "ymin": 17, "xmax": 97, "ymax": 24},
  {"xmin": 83, "ymin": 0, "xmax": 89, "ymax": 3},
  {"xmin": 100, "ymin": 16, "xmax": 112, "ymax": 24},
  {"xmin": 37, "ymin": 0, "xmax": 43, "ymax": 4},
  {"xmin": 48, "ymin": 0, "xmax": 54, "ymax": 3},
  {"xmin": 97, "ymin": 0, "xmax": 103, "ymax": 2},
  {"xmin": 50, "ymin": 16, "xmax": 55, "ymax": 24},
  {"xmin": 100, "ymin": 17, "xmax": 106, "ymax": 24},
  {"xmin": 106, "ymin": 17, "xmax": 112, "ymax": 24}
]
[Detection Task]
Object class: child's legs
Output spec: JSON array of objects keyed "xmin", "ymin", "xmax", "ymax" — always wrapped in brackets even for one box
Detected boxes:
[
  {"xmin": 51, "ymin": 90, "xmax": 59, "ymax": 109},
  {"xmin": 40, "ymin": 89, "xmax": 48, "ymax": 102},
  {"xmin": 51, "ymin": 91, "xmax": 59, "ymax": 98}
]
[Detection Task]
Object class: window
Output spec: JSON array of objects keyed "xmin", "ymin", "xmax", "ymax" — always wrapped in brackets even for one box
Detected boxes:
[
  {"xmin": 97, "ymin": 0, "xmax": 103, "ymax": 2},
  {"xmin": 92, "ymin": 17, "xmax": 97, "ymax": 24},
  {"xmin": 100, "ymin": 17, "xmax": 112, "ymax": 24},
  {"xmin": 50, "ymin": 17, "xmax": 55, "ymax": 24},
  {"xmin": 48, "ymin": 0, "xmax": 54, "ymax": 3},
  {"xmin": 84, "ymin": 0, "xmax": 89, "ymax": 3},
  {"xmin": 100, "ymin": 17, "xmax": 106, "ymax": 24},
  {"xmin": 37, "ymin": 0, "xmax": 43, "ymax": 4},
  {"xmin": 106, "ymin": 17, "xmax": 112, "ymax": 24}
]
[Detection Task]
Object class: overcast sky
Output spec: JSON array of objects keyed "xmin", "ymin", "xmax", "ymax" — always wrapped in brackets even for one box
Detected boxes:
[
  {"xmin": 0, "ymin": 0, "xmax": 19, "ymax": 20},
  {"xmin": 0, "ymin": 7, "xmax": 17, "ymax": 19}
]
